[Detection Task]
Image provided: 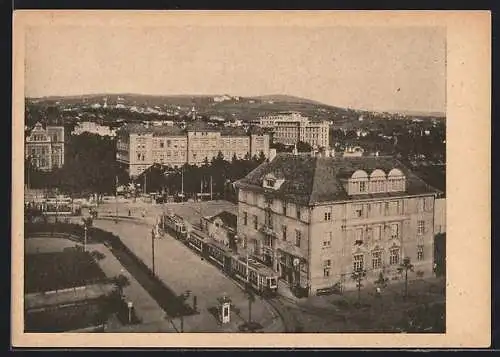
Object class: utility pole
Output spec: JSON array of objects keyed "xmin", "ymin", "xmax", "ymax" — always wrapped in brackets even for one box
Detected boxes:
[
  {"xmin": 181, "ymin": 168, "xmax": 184, "ymax": 200},
  {"xmin": 210, "ymin": 175, "xmax": 213, "ymax": 201},
  {"xmin": 115, "ymin": 175, "xmax": 118, "ymax": 223},
  {"xmin": 151, "ymin": 228, "xmax": 155, "ymax": 276}
]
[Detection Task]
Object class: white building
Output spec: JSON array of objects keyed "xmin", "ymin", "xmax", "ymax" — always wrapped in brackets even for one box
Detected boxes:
[
  {"xmin": 72, "ymin": 121, "xmax": 116, "ymax": 137},
  {"xmin": 258, "ymin": 112, "xmax": 330, "ymax": 149}
]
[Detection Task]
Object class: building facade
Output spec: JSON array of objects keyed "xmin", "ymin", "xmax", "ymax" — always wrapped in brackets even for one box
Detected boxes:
[
  {"xmin": 259, "ymin": 112, "xmax": 330, "ymax": 149},
  {"xmin": 235, "ymin": 152, "xmax": 441, "ymax": 295},
  {"xmin": 117, "ymin": 123, "xmax": 270, "ymax": 178},
  {"xmin": 25, "ymin": 122, "xmax": 65, "ymax": 171}
]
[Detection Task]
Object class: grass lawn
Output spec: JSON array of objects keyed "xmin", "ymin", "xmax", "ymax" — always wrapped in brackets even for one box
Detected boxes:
[{"xmin": 25, "ymin": 248, "xmax": 107, "ymax": 293}]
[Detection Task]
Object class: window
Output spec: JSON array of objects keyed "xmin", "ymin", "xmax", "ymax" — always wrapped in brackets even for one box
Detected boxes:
[
  {"xmin": 296, "ymin": 206, "xmax": 301, "ymax": 220},
  {"xmin": 417, "ymin": 220, "xmax": 425, "ymax": 235},
  {"xmin": 160, "ymin": 142, "xmax": 164, "ymax": 148},
  {"xmin": 323, "ymin": 259, "xmax": 331, "ymax": 277},
  {"xmin": 354, "ymin": 205, "xmax": 363, "ymax": 218},
  {"xmin": 265, "ymin": 197, "xmax": 273, "ymax": 207},
  {"xmin": 390, "ymin": 224, "xmax": 399, "ymax": 239},
  {"xmin": 372, "ymin": 250, "xmax": 382, "ymax": 269},
  {"xmin": 417, "ymin": 198, "xmax": 425, "ymax": 212},
  {"xmin": 282, "ymin": 202, "xmax": 287, "ymax": 216},
  {"xmin": 417, "ymin": 245, "xmax": 424, "ymax": 261},
  {"xmin": 323, "ymin": 232, "xmax": 332, "ymax": 248},
  {"xmin": 253, "ymin": 215, "xmax": 258, "ymax": 230},
  {"xmin": 265, "ymin": 209, "xmax": 273, "ymax": 227},
  {"xmin": 137, "ymin": 153, "xmax": 141, "ymax": 160},
  {"xmin": 266, "ymin": 179, "xmax": 276, "ymax": 187},
  {"xmin": 243, "ymin": 212, "xmax": 248, "ymax": 226},
  {"xmin": 295, "ymin": 230, "xmax": 301, "ymax": 247},
  {"xmin": 424, "ymin": 197, "xmax": 433, "ymax": 212},
  {"xmin": 389, "ymin": 247, "xmax": 400, "ymax": 265},
  {"xmin": 355, "ymin": 228, "xmax": 363, "ymax": 243},
  {"xmin": 373, "ymin": 226, "xmax": 382, "ymax": 241},
  {"xmin": 282, "ymin": 226, "xmax": 287, "ymax": 241},
  {"xmin": 353, "ymin": 254, "xmax": 364, "ymax": 272},
  {"xmin": 359, "ymin": 181, "xmax": 367, "ymax": 192},
  {"xmin": 324, "ymin": 211, "xmax": 331, "ymax": 221}
]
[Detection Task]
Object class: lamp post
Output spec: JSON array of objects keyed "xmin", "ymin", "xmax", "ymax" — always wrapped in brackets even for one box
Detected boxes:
[
  {"xmin": 151, "ymin": 227, "xmax": 156, "ymax": 276},
  {"xmin": 178, "ymin": 290, "xmax": 191, "ymax": 332},
  {"xmin": 127, "ymin": 301, "xmax": 134, "ymax": 324}
]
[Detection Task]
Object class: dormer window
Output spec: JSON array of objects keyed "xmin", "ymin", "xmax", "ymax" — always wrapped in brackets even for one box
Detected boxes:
[
  {"xmin": 266, "ymin": 179, "xmax": 276, "ymax": 187},
  {"xmin": 387, "ymin": 169, "xmax": 406, "ymax": 192},
  {"xmin": 348, "ymin": 170, "xmax": 369, "ymax": 195},
  {"xmin": 262, "ymin": 172, "xmax": 285, "ymax": 190}
]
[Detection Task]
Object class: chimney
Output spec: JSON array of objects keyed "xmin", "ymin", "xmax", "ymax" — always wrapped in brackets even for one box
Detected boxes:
[{"xmin": 269, "ymin": 148, "xmax": 277, "ymax": 162}]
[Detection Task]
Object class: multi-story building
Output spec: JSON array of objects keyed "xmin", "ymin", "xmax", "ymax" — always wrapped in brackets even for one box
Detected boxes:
[
  {"xmin": 72, "ymin": 121, "xmax": 116, "ymax": 137},
  {"xmin": 234, "ymin": 152, "xmax": 441, "ymax": 295},
  {"xmin": 25, "ymin": 122, "xmax": 65, "ymax": 171},
  {"xmin": 117, "ymin": 122, "xmax": 270, "ymax": 178},
  {"xmin": 258, "ymin": 112, "xmax": 330, "ymax": 149}
]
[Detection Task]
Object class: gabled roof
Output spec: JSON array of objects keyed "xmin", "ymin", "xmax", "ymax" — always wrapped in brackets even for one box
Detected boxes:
[
  {"xmin": 208, "ymin": 210, "xmax": 237, "ymax": 230},
  {"xmin": 235, "ymin": 153, "xmax": 442, "ymax": 206}
]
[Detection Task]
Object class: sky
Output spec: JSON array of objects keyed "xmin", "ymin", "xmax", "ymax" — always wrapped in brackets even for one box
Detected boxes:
[{"xmin": 25, "ymin": 25, "xmax": 446, "ymax": 113}]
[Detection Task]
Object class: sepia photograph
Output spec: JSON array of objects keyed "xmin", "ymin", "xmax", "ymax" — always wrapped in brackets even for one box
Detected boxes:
[{"xmin": 12, "ymin": 10, "xmax": 490, "ymax": 348}]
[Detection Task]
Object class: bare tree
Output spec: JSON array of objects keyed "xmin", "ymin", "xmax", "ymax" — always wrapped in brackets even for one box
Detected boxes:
[
  {"xmin": 397, "ymin": 257, "xmax": 415, "ymax": 299},
  {"xmin": 351, "ymin": 269, "xmax": 367, "ymax": 306}
]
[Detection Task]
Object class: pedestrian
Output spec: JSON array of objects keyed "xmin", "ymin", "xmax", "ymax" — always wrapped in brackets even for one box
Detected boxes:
[
  {"xmin": 128, "ymin": 209, "xmax": 131, "ymax": 217},
  {"xmin": 376, "ymin": 287, "xmax": 381, "ymax": 296}
]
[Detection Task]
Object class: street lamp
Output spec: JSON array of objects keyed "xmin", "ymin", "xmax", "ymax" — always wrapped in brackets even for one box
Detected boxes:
[
  {"xmin": 151, "ymin": 227, "xmax": 156, "ymax": 276},
  {"xmin": 178, "ymin": 290, "xmax": 192, "ymax": 332},
  {"xmin": 127, "ymin": 301, "xmax": 134, "ymax": 324}
]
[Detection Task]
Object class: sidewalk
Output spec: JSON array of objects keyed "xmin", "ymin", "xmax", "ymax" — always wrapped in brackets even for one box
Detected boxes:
[
  {"xmin": 90, "ymin": 244, "xmax": 167, "ymax": 325},
  {"xmin": 92, "ymin": 218, "xmax": 285, "ymax": 333}
]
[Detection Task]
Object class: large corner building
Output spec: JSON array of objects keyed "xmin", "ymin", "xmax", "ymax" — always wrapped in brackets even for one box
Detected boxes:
[{"xmin": 234, "ymin": 152, "xmax": 441, "ymax": 295}]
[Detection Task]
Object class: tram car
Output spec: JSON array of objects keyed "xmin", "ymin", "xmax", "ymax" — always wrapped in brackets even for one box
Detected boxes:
[
  {"xmin": 161, "ymin": 214, "xmax": 188, "ymax": 240},
  {"xmin": 186, "ymin": 229, "xmax": 210, "ymax": 257},
  {"xmin": 230, "ymin": 255, "xmax": 279, "ymax": 297},
  {"xmin": 205, "ymin": 240, "xmax": 233, "ymax": 275}
]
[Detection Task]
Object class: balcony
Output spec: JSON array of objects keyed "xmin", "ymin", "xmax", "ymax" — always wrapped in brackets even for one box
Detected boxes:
[{"xmin": 259, "ymin": 224, "xmax": 279, "ymax": 238}]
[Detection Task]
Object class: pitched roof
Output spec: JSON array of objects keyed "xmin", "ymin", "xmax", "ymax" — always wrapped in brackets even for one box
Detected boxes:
[
  {"xmin": 209, "ymin": 210, "xmax": 237, "ymax": 229},
  {"xmin": 118, "ymin": 123, "xmax": 185, "ymax": 136},
  {"xmin": 235, "ymin": 153, "xmax": 442, "ymax": 206}
]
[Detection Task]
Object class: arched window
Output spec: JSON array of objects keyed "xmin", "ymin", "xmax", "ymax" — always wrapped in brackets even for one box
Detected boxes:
[
  {"xmin": 369, "ymin": 169, "xmax": 387, "ymax": 193},
  {"xmin": 387, "ymin": 168, "xmax": 406, "ymax": 192},
  {"xmin": 349, "ymin": 170, "xmax": 369, "ymax": 195}
]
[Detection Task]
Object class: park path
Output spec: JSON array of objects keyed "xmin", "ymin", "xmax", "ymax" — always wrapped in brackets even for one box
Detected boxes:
[{"xmin": 92, "ymin": 217, "xmax": 283, "ymax": 332}]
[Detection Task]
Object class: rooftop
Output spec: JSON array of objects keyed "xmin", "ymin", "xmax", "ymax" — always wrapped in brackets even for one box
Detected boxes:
[
  {"xmin": 207, "ymin": 210, "xmax": 238, "ymax": 230},
  {"xmin": 118, "ymin": 123, "xmax": 185, "ymax": 136},
  {"xmin": 235, "ymin": 153, "xmax": 442, "ymax": 206}
]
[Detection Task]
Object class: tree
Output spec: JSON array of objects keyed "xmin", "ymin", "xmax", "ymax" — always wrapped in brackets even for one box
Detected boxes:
[
  {"xmin": 397, "ymin": 257, "xmax": 415, "ymax": 299},
  {"xmin": 374, "ymin": 272, "xmax": 388, "ymax": 289},
  {"xmin": 351, "ymin": 269, "xmax": 367, "ymax": 306},
  {"xmin": 296, "ymin": 141, "xmax": 313, "ymax": 153}
]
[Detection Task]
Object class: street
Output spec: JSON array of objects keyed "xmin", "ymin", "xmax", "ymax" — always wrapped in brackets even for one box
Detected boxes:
[{"xmin": 90, "ymin": 202, "xmax": 283, "ymax": 332}]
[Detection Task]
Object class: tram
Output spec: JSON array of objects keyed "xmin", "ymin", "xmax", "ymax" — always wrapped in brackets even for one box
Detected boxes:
[{"xmin": 161, "ymin": 213, "xmax": 188, "ymax": 240}]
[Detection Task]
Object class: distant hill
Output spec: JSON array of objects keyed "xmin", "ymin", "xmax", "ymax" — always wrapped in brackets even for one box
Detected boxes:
[{"xmin": 250, "ymin": 94, "xmax": 326, "ymax": 106}]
